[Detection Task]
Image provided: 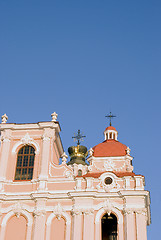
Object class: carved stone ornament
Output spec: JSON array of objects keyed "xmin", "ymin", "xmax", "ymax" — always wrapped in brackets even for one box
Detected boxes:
[
  {"xmin": 1, "ymin": 114, "xmax": 8, "ymax": 124},
  {"xmin": 123, "ymin": 208, "xmax": 147, "ymax": 217},
  {"xmin": 88, "ymin": 165, "xmax": 93, "ymax": 171},
  {"xmin": 135, "ymin": 208, "xmax": 147, "ymax": 216},
  {"xmin": 12, "ymin": 202, "xmax": 23, "ymax": 218},
  {"xmin": 83, "ymin": 208, "xmax": 94, "ymax": 215},
  {"xmin": 21, "ymin": 133, "xmax": 33, "ymax": 145},
  {"xmin": 65, "ymin": 170, "xmax": 74, "ymax": 179},
  {"xmin": 103, "ymin": 199, "xmax": 113, "ymax": 216},
  {"xmin": 33, "ymin": 209, "xmax": 46, "ymax": 217},
  {"xmin": 126, "ymin": 147, "xmax": 131, "ymax": 155},
  {"xmin": 1, "ymin": 130, "xmax": 12, "ymax": 142},
  {"xmin": 61, "ymin": 152, "xmax": 68, "ymax": 163},
  {"xmin": 92, "ymin": 161, "xmax": 126, "ymax": 172},
  {"xmin": 104, "ymin": 159, "xmax": 116, "ymax": 171},
  {"xmin": 71, "ymin": 206, "xmax": 83, "ymax": 216},
  {"xmin": 123, "ymin": 209, "xmax": 134, "ymax": 215},
  {"xmin": 51, "ymin": 112, "xmax": 58, "ymax": 122},
  {"xmin": 96, "ymin": 175, "xmax": 120, "ymax": 192},
  {"xmin": 42, "ymin": 129, "xmax": 53, "ymax": 141},
  {"xmin": 53, "ymin": 203, "xmax": 64, "ymax": 220}
]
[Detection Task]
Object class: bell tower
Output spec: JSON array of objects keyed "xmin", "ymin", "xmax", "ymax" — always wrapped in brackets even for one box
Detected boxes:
[{"xmin": 85, "ymin": 119, "xmax": 151, "ymax": 240}]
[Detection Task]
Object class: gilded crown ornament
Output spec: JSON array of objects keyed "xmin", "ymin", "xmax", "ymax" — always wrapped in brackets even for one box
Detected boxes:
[{"xmin": 67, "ymin": 130, "xmax": 88, "ymax": 165}]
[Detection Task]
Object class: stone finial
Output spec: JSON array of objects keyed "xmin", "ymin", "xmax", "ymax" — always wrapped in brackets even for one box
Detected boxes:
[
  {"xmin": 89, "ymin": 148, "xmax": 94, "ymax": 156},
  {"xmin": 126, "ymin": 147, "xmax": 131, "ymax": 155},
  {"xmin": 51, "ymin": 112, "xmax": 58, "ymax": 122},
  {"xmin": 61, "ymin": 152, "xmax": 68, "ymax": 163},
  {"xmin": 1, "ymin": 114, "xmax": 8, "ymax": 124}
]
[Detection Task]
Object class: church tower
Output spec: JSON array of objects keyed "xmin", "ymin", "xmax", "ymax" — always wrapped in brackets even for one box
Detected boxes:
[
  {"xmin": 85, "ymin": 123, "xmax": 151, "ymax": 240},
  {"xmin": 0, "ymin": 113, "xmax": 150, "ymax": 240}
]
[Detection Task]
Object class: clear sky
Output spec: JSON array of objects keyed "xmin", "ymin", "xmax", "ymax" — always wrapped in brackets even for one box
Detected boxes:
[{"xmin": 0, "ymin": 0, "xmax": 161, "ymax": 238}]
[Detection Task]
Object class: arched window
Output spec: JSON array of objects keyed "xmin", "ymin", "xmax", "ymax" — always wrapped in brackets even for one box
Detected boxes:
[
  {"xmin": 101, "ymin": 213, "xmax": 117, "ymax": 240},
  {"xmin": 15, "ymin": 146, "xmax": 35, "ymax": 180},
  {"xmin": 78, "ymin": 169, "xmax": 82, "ymax": 176}
]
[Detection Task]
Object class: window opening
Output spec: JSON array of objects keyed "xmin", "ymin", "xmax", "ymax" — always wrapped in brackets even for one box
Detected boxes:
[
  {"xmin": 15, "ymin": 145, "xmax": 35, "ymax": 180},
  {"xmin": 78, "ymin": 169, "xmax": 82, "ymax": 176},
  {"xmin": 102, "ymin": 213, "xmax": 117, "ymax": 240},
  {"xmin": 104, "ymin": 177, "xmax": 113, "ymax": 185}
]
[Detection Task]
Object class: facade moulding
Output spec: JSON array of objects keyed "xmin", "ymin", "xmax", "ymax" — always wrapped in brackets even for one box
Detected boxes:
[{"xmin": 12, "ymin": 133, "xmax": 40, "ymax": 155}]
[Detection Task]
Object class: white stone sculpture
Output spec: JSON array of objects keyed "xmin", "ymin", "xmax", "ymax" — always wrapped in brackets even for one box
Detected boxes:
[
  {"xmin": 1, "ymin": 114, "xmax": 8, "ymax": 124},
  {"xmin": 51, "ymin": 112, "xmax": 58, "ymax": 122}
]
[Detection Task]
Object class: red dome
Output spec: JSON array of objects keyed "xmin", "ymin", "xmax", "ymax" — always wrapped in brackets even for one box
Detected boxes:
[
  {"xmin": 93, "ymin": 139, "xmax": 127, "ymax": 157},
  {"xmin": 105, "ymin": 126, "xmax": 117, "ymax": 131}
]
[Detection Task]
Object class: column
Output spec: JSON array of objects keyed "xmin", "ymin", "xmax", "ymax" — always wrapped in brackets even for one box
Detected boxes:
[
  {"xmin": 72, "ymin": 210, "xmax": 83, "ymax": 240},
  {"xmin": 0, "ymin": 130, "xmax": 11, "ymax": 185},
  {"xmin": 83, "ymin": 210, "xmax": 94, "ymax": 240},
  {"xmin": 136, "ymin": 209, "xmax": 147, "ymax": 240},
  {"xmin": 124, "ymin": 210, "xmax": 136, "ymax": 240}
]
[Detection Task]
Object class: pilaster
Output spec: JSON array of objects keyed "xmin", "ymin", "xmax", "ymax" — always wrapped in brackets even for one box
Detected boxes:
[
  {"xmin": 83, "ymin": 209, "xmax": 94, "ymax": 240},
  {"xmin": 0, "ymin": 130, "xmax": 11, "ymax": 186},
  {"xmin": 38, "ymin": 128, "xmax": 55, "ymax": 190},
  {"xmin": 124, "ymin": 209, "xmax": 136, "ymax": 240},
  {"xmin": 72, "ymin": 209, "xmax": 83, "ymax": 240},
  {"xmin": 32, "ymin": 199, "xmax": 46, "ymax": 240},
  {"xmin": 136, "ymin": 209, "xmax": 147, "ymax": 240}
]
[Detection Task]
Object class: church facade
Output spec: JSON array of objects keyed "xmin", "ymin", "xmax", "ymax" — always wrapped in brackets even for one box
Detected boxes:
[{"xmin": 0, "ymin": 113, "xmax": 151, "ymax": 240}]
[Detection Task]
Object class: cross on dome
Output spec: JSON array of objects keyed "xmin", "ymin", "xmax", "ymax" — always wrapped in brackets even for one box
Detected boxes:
[
  {"xmin": 104, "ymin": 112, "xmax": 118, "ymax": 140},
  {"xmin": 105, "ymin": 112, "xmax": 116, "ymax": 126},
  {"xmin": 72, "ymin": 130, "xmax": 86, "ymax": 145}
]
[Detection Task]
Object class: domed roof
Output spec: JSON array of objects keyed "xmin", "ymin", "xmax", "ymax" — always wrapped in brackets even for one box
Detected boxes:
[
  {"xmin": 93, "ymin": 139, "xmax": 127, "ymax": 157},
  {"xmin": 105, "ymin": 126, "xmax": 117, "ymax": 131}
]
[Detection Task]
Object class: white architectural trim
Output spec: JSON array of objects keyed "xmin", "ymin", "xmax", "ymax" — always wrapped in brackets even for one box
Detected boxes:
[
  {"xmin": 46, "ymin": 211, "xmax": 71, "ymax": 240},
  {"xmin": 12, "ymin": 133, "xmax": 40, "ymax": 154},
  {"xmin": 1, "ymin": 202, "xmax": 34, "ymax": 214},
  {"xmin": 0, "ymin": 210, "xmax": 33, "ymax": 240}
]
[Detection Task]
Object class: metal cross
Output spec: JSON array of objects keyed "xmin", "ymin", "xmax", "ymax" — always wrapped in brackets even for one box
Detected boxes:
[
  {"xmin": 105, "ymin": 112, "xmax": 116, "ymax": 126},
  {"xmin": 72, "ymin": 130, "xmax": 86, "ymax": 145}
]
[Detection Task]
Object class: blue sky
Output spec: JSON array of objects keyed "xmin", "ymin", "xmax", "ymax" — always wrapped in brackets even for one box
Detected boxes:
[{"xmin": 0, "ymin": 0, "xmax": 161, "ymax": 238}]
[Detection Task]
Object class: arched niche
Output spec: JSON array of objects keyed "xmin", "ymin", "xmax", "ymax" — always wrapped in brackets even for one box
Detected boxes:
[
  {"xmin": 5, "ymin": 215, "xmax": 27, "ymax": 240},
  {"xmin": 46, "ymin": 211, "xmax": 71, "ymax": 240},
  {"xmin": 50, "ymin": 217, "xmax": 66, "ymax": 240}
]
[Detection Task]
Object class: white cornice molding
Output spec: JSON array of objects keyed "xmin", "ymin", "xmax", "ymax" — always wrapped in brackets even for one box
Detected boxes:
[
  {"xmin": 0, "ymin": 121, "xmax": 60, "ymax": 131},
  {"xmin": 0, "ymin": 189, "xmax": 150, "ymax": 202}
]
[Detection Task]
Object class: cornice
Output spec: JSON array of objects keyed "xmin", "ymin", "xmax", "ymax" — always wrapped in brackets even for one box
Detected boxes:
[{"xmin": 0, "ymin": 121, "xmax": 60, "ymax": 131}]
